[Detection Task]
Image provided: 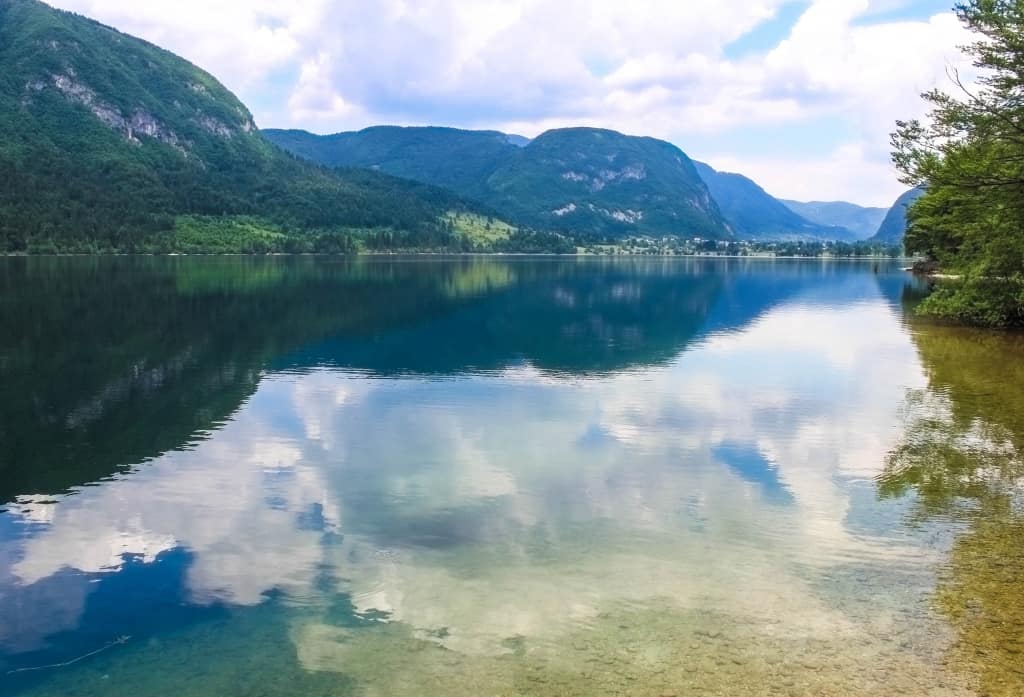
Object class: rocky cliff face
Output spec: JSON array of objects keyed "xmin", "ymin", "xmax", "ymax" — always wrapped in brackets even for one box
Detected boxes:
[
  {"xmin": 43, "ymin": 72, "xmax": 187, "ymax": 150},
  {"xmin": 8, "ymin": 0, "xmax": 260, "ymax": 162},
  {"xmin": 25, "ymin": 71, "xmax": 255, "ymax": 155}
]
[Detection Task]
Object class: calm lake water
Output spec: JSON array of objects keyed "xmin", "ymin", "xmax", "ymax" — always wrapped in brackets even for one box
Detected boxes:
[{"xmin": 1, "ymin": 256, "xmax": 1022, "ymax": 697}]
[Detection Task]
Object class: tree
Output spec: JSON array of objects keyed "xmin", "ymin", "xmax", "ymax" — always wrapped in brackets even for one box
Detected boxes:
[{"xmin": 891, "ymin": 0, "xmax": 1024, "ymax": 326}]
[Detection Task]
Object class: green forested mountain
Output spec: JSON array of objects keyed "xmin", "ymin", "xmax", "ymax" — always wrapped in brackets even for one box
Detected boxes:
[
  {"xmin": 268, "ymin": 126, "xmax": 733, "ymax": 240},
  {"xmin": 268, "ymin": 126, "xmax": 882, "ymax": 243},
  {"xmin": 692, "ymin": 161, "xmax": 854, "ymax": 241},
  {"xmin": 485, "ymin": 128, "xmax": 731, "ymax": 239},
  {"xmin": 262, "ymin": 126, "xmax": 521, "ymax": 200},
  {"xmin": 0, "ymin": 0, "xmax": 502, "ymax": 253},
  {"xmin": 869, "ymin": 188, "xmax": 925, "ymax": 244},
  {"xmin": 779, "ymin": 200, "xmax": 887, "ymax": 240}
]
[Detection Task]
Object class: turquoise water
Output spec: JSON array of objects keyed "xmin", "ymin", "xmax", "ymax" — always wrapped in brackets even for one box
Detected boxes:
[{"xmin": 1, "ymin": 257, "xmax": 1021, "ymax": 696}]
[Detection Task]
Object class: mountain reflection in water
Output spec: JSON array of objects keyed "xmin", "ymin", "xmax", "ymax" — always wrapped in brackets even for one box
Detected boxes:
[{"xmin": 0, "ymin": 257, "xmax": 1018, "ymax": 697}]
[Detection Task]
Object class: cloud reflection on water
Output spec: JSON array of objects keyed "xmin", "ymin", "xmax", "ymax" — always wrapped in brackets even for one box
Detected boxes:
[{"xmin": 2, "ymin": 296, "xmax": 934, "ymax": 665}]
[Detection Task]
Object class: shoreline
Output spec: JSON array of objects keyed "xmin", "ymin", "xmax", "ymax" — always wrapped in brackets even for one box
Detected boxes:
[{"xmin": 1, "ymin": 252, "xmax": 917, "ymax": 261}]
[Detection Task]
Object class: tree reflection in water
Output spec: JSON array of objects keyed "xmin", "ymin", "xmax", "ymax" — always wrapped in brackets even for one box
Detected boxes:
[{"xmin": 880, "ymin": 325, "xmax": 1024, "ymax": 697}]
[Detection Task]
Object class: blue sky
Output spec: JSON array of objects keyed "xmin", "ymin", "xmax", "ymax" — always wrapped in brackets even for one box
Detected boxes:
[
  {"xmin": 724, "ymin": 2, "xmax": 813, "ymax": 59},
  {"xmin": 49, "ymin": 0, "xmax": 971, "ymax": 206}
]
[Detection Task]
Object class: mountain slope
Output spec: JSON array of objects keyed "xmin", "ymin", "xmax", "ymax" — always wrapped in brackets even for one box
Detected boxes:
[
  {"xmin": 0, "ymin": 0, "xmax": 490, "ymax": 252},
  {"xmin": 693, "ymin": 162, "xmax": 855, "ymax": 241},
  {"xmin": 485, "ymin": 128, "xmax": 731, "ymax": 239},
  {"xmin": 262, "ymin": 126, "xmax": 519, "ymax": 199},
  {"xmin": 780, "ymin": 200, "xmax": 887, "ymax": 241},
  {"xmin": 870, "ymin": 188, "xmax": 926, "ymax": 244},
  {"xmin": 268, "ymin": 126, "xmax": 732, "ymax": 240}
]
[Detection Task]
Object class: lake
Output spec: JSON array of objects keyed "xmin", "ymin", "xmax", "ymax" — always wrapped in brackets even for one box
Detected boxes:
[{"xmin": 1, "ymin": 256, "xmax": 1021, "ymax": 696}]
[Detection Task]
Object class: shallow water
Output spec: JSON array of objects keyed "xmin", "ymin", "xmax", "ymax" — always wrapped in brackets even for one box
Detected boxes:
[{"xmin": 0, "ymin": 257, "xmax": 1021, "ymax": 696}]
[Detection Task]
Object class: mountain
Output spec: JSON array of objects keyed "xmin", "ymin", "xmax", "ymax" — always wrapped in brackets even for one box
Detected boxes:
[
  {"xmin": 2, "ymin": 256, "xmax": 870, "ymax": 502},
  {"xmin": 870, "ymin": 188, "xmax": 926, "ymax": 244},
  {"xmin": 267, "ymin": 126, "xmax": 732, "ymax": 240},
  {"xmin": 0, "ymin": 0, "xmax": 496, "ymax": 253},
  {"xmin": 779, "ymin": 200, "xmax": 887, "ymax": 241},
  {"xmin": 693, "ymin": 162, "xmax": 854, "ymax": 241},
  {"xmin": 261, "ymin": 126, "xmax": 520, "ymax": 200},
  {"xmin": 484, "ymin": 128, "xmax": 731, "ymax": 239}
]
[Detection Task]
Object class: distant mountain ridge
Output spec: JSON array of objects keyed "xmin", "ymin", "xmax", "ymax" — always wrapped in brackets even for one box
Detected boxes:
[
  {"xmin": 266, "ymin": 126, "xmax": 880, "ymax": 242},
  {"xmin": 692, "ymin": 162, "xmax": 855, "ymax": 241},
  {"xmin": 263, "ymin": 126, "xmax": 519, "ymax": 200},
  {"xmin": 267, "ymin": 126, "xmax": 733, "ymax": 239},
  {"xmin": 780, "ymin": 200, "xmax": 888, "ymax": 241}
]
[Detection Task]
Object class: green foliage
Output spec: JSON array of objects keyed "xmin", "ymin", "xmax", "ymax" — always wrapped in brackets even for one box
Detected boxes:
[
  {"xmin": 445, "ymin": 212, "xmax": 516, "ymax": 244},
  {"xmin": 162, "ymin": 213, "xmax": 577, "ymax": 255},
  {"xmin": 491, "ymin": 227, "xmax": 577, "ymax": 254},
  {"xmin": 891, "ymin": 0, "xmax": 1024, "ymax": 325},
  {"xmin": 172, "ymin": 216, "xmax": 288, "ymax": 254},
  {"xmin": 916, "ymin": 276, "xmax": 1024, "ymax": 326}
]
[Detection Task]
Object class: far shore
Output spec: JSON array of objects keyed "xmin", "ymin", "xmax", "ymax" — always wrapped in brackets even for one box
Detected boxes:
[{"xmin": 1, "ymin": 251, "xmax": 917, "ymax": 261}]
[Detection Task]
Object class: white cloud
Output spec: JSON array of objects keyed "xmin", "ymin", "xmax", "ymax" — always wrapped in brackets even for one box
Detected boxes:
[
  {"xmin": 756, "ymin": 4, "xmax": 971, "ymax": 143},
  {"xmin": 47, "ymin": 0, "xmax": 315, "ymax": 88},
  {"xmin": 288, "ymin": 51, "xmax": 362, "ymax": 123},
  {"xmin": 45, "ymin": 0, "xmax": 972, "ymax": 204}
]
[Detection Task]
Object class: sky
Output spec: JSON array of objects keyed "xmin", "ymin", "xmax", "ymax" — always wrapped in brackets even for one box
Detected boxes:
[{"xmin": 46, "ymin": 0, "xmax": 972, "ymax": 206}]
